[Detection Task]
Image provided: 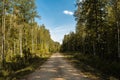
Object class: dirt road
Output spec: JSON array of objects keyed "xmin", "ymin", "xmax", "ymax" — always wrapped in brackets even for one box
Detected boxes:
[{"xmin": 21, "ymin": 53, "xmax": 90, "ymax": 80}]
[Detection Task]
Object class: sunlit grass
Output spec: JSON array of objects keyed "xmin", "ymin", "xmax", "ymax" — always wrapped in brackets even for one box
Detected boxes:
[{"xmin": 0, "ymin": 53, "xmax": 52, "ymax": 80}]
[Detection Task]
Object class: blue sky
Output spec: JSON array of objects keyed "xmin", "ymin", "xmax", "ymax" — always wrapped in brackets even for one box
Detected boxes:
[{"xmin": 35, "ymin": 0, "xmax": 76, "ymax": 44}]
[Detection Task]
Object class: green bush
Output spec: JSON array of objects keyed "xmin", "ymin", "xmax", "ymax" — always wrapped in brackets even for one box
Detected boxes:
[{"xmin": 65, "ymin": 52, "xmax": 120, "ymax": 79}]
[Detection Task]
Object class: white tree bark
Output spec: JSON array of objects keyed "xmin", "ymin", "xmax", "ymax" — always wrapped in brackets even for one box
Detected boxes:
[
  {"xmin": 19, "ymin": 27, "xmax": 22, "ymax": 57},
  {"xmin": 32, "ymin": 19, "xmax": 34, "ymax": 53},
  {"xmin": 2, "ymin": 0, "xmax": 6, "ymax": 66},
  {"xmin": 32, "ymin": 28, "xmax": 34, "ymax": 53},
  {"xmin": 13, "ymin": 39, "xmax": 16, "ymax": 55}
]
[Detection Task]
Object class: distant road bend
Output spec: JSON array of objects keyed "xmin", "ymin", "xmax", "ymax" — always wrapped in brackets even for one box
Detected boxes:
[{"xmin": 21, "ymin": 53, "xmax": 90, "ymax": 80}]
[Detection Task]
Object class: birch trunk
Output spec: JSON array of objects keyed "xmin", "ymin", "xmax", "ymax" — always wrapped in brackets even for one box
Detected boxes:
[
  {"xmin": 2, "ymin": 0, "xmax": 6, "ymax": 66},
  {"xmin": 19, "ymin": 27, "xmax": 22, "ymax": 57},
  {"xmin": 32, "ymin": 19, "xmax": 34, "ymax": 53},
  {"xmin": 32, "ymin": 28, "xmax": 34, "ymax": 53}
]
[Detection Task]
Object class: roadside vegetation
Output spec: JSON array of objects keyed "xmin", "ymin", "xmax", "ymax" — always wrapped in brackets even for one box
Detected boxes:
[
  {"xmin": 0, "ymin": 0, "xmax": 60, "ymax": 80},
  {"xmin": 61, "ymin": 0, "xmax": 120, "ymax": 79},
  {"xmin": 63, "ymin": 52, "xmax": 120, "ymax": 80},
  {"xmin": 0, "ymin": 52, "xmax": 51, "ymax": 80}
]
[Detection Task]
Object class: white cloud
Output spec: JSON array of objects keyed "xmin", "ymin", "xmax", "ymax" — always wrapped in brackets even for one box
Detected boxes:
[
  {"xmin": 63, "ymin": 10, "xmax": 74, "ymax": 15},
  {"xmin": 49, "ymin": 25, "xmax": 75, "ymax": 44}
]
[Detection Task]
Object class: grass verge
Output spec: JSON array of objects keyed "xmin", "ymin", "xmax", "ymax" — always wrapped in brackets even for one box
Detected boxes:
[
  {"xmin": 0, "ymin": 54, "xmax": 51, "ymax": 80},
  {"xmin": 62, "ymin": 52, "xmax": 120, "ymax": 80}
]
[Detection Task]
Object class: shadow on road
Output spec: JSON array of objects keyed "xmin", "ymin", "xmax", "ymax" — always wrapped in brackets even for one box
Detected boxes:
[{"xmin": 22, "ymin": 53, "xmax": 89, "ymax": 80}]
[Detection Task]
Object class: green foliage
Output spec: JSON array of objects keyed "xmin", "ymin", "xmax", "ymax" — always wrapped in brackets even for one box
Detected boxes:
[
  {"xmin": 64, "ymin": 53, "xmax": 120, "ymax": 79},
  {"xmin": 61, "ymin": 0, "xmax": 120, "ymax": 79},
  {"xmin": 61, "ymin": 0, "xmax": 120, "ymax": 61},
  {"xmin": 0, "ymin": 0, "xmax": 60, "ymax": 79},
  {"xmin": 0, "ymin": 0, "xmax": 60, "ymax": 63},
  {"xmin": 0, "ymin": 51, "xmax": 51, "ymax": 79}
]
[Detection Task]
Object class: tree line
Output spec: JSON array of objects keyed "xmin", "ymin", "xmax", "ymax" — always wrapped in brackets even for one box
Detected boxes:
[
  {"xmin": 60, "ymin": 0, "xmax": 120, "ymax": 78},
  {"xmin": 0, "ymin": 0, "xmax": 60, "ymax": 68},
  {"xmin": 61, "ymin": 0, "xmax": 120, "ymax": 61}
]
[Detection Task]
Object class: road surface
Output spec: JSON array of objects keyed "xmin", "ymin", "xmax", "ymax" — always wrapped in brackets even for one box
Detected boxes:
[{"xmin": 21, "ymin": 53, "xmax": 90, "ymax": 80}]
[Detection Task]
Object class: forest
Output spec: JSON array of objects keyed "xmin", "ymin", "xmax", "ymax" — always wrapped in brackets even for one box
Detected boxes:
[
  {"xmin": 0, "ymin": 0, "xmax": 120, "ymax": 79},
  {"xmin": 61, "ymin": 0, "xmax": 120, "ymax": 79},
  {"xmin": 0, "ymin": 0, "xmax": 60, "ymax": 79}
]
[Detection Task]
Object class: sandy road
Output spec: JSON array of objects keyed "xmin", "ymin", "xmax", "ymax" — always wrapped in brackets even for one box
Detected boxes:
[{"xmin": 21, "ymin": 53, "xmax": 90, "ymax": 80}]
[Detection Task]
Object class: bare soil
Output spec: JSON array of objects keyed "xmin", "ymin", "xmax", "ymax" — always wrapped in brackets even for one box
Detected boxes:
[{"xmin": 20, "ymin": 53, "xmax": 90, "ymax": 80}]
